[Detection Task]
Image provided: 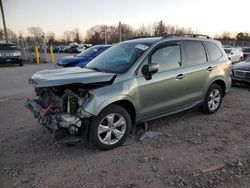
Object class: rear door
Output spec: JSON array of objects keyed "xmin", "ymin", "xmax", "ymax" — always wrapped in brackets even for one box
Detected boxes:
[{"xmin": 177, "ymin": 40, "xmax": 210, "ymax": 104}]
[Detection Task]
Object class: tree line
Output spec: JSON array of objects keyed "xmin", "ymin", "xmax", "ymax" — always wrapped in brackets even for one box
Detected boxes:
[{"xmin": 1, "ymin": 20, "xmax": 250, "ymax": 46}]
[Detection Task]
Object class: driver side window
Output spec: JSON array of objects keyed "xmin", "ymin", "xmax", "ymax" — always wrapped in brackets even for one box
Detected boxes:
[{"xmin": 151, "ymin": 45, "xmax": 181, "ymax": 71}]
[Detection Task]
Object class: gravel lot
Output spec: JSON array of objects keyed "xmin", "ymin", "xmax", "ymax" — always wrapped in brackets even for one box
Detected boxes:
[{"xmin": 0, "ymin": 64, "xmax": 250, "ymax": 188}]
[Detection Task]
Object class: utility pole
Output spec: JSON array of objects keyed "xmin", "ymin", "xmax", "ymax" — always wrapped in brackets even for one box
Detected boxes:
[
  {"xmin": 0, "ymin": 0, "xmax": 8, "ymax": 43},
  {"xmin": 119, "ymin": 21, "xmax": 122, "ymax": 42}
]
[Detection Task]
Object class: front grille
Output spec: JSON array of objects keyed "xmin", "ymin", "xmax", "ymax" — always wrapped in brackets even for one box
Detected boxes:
[
  {"xmin": 234, "ymin": 70, "xmax": 245, "ymax": 78},
  {"xmin": 234, "ymin": 70, "xmax": 250, "ymax": 79},
  {"xmin": 245, "ymin": 72, "xmax": 250, "ymax": 79},
  {"xmin": 2, "ymin": 53, "xmax": 14, "ymax": 57}
]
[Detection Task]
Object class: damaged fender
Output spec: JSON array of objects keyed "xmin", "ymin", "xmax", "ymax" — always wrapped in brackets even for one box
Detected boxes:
[{"xmin": 83, "ymin": 79, "xmax": 138, "ymax": 116}]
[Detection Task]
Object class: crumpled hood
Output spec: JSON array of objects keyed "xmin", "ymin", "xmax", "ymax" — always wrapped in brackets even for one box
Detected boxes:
[
  {"xmin": 30, "ymin": 67, "xmax": 116, "ymax": 88},
  {"xmin": 58, "ymin": 56, "xmax": 89, "ymax": 65},
  {"xmin": 233, "ymin": 61, "xmax": 250, "ymax": 71}
]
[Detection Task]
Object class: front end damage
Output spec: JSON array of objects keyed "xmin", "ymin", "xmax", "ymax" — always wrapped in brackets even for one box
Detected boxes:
[
  {"xmin": 25, "ymin": 87, "xmax": 93, "ymax": 143},
  {"xmin": 25, "ymin": 67, "xmax": 116, "ymax": 143}
]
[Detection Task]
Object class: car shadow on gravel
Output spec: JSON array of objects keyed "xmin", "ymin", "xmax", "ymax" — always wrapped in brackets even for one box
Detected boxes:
[
  {"xmin": 0, "ymin": 64, "xmax": 21, "ymax": 68},
  {"xmin": 232, "ymin": 83, "xmax": 250, "ymax": 89}
]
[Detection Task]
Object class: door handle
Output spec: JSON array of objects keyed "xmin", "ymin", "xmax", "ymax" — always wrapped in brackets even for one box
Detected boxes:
[
  {"xmin": 207, "ymin": 66, "xmax": 214, "ymax": 71},
  {"xmin": 176, "ymin": 74, "xmax": 185, "ymax": 80}
]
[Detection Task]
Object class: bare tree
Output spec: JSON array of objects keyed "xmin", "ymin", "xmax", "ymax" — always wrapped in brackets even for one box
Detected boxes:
[
  {"xmin": 46, "ymin": 31, "xmax": 56, "ymax": 45},
  {"xmin": 63, "ymin": 30, "xmax": 73, "ymax": 43},
  {"xmin": 85, "ymin": 25, "xmax": 109, "ymax": 44},
  {"xmin": 85, "ymin": 25, "xmax": 105, "ymax": 45},
  {"xmin": 0, "ymin": 28, "xmax": 18, "ymax": 43},
  {"xmin": 121, "ymin": 24, "xmax": 134, "ymax": 40},
  {"xmin": 135, "ymin": 24, "xmax": 151, "ymax": 37},
  {"xmin": 73, "ymin": 28, "xmax": 81, "ymax": 43},
  {"xmin": 153, "ymin": 20, "xmax": 166, "ymax": 36},
  {"xmin": 85, "ymin": 23, "xmax": 136, "ymax": 44},
  {"xmin": 0, "ymin": 28, "xmax": 4, "ymax": 40},
  {"xmin": 27, "ymin": 26, "xmax": 43, "ymax": 38}
]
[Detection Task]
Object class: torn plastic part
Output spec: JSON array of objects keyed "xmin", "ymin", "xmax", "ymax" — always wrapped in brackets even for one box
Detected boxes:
[
  {"xmin": 58, "ymin": 113, "xmax": 81, "ymax": 128},
  {"xmin": 77, "ymin": 93, "xmax": 93, "ymax": 118}
]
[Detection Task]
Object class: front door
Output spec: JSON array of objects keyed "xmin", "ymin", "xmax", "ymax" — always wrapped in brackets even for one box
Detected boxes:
[{"xmin": 136, "ymin": 43, "xmax": 186, "ymax": 120}]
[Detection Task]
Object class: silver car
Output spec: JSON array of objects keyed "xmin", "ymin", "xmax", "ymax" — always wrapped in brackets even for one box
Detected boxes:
[{"xmin": 26, "ymin": 34, "xmax": 231, "ymax": 150}]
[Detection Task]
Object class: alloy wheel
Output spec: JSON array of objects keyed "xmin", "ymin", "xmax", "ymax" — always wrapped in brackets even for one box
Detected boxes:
[
  {"xmin": 97, "ymin": 113, "xmax": 127, "ymax": 145},
  {"xmin": 208, "ymin": 88, "xmax": 221, "ymax": 111}
]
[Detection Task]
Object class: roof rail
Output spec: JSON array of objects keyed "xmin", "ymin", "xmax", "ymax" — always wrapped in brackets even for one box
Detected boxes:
[
  {"xmin": 162, "ymin": 34, "xmax": 211, "ymax": 39},
  {"xmin": 129, "ymin": 36, "xmax": 160, "ymax": 40}
]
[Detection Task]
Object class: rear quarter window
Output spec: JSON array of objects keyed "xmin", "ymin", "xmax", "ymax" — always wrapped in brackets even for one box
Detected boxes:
[{"xmin": 205, "ymin": 42, "xmax": 223, "ymax": 62}]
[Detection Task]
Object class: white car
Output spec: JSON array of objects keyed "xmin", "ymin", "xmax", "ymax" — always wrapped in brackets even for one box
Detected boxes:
[
  {"xmin": 77, "ymin": 44, "xmax": 93, "ymax": 53},
  {"xmin": 224, "ymin": 48, "xmax": 243, "ymax": 63}
]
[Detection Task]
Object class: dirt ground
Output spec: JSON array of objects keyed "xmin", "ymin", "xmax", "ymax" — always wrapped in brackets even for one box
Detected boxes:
[{"xmin": 0, "ymin": 84, "xmax": 250, "ymax": 188}]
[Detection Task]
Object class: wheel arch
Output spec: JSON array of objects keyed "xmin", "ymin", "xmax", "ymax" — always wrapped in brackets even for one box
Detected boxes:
[
  {"xmin": 112, "ymin": 100, "xmax": 136, "ymax": 125},
  {"xmin": 211, "ymin": 79, "xmax": 226, "ymax": 96},
  {"xmin": 87, "ymin": 95, "xmax": 137, "ymax": 125}
]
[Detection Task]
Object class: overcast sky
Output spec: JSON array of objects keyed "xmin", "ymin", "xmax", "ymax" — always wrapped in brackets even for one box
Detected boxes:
[{"xmin": 2, "ymin": 0, "xmax": 250, "ymax": 37}]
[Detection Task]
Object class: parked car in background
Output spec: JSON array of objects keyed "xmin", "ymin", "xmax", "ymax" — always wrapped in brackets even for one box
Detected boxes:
[
  {"xmin": 56, "ymin": 45, "xmax": 111, "ymax": 68},
  {"xmin": 224, "ymin": 48, "xmax": 243, "ymax": 63},
  {"xmin": 231, "ymin": 56, "xmax": 250, "ymax": 85},
  {"xmin": 76, "ymin": 43, "xmax": 92, "ymax": 53},
  {"xmin": 242, "ymin": 47, "xmax": 250, "ymax": 60},
  {"xmin": 26, "ymin": 34, "xmax": 231, "ymax": 150},
  {"xmin": 65, "ymin": 45, "xmax": 78, "ymax": 53},
  {"xmin": 223, "ymin": 45, "xmax": 232, "ymax": 48},
  {"xmin": 53, "ymin": 46, "xmax": 63, "ymax": 53},
  {"xmin": 0, "ymin": 43, "xmax": 23, "ymax": 66},
  {"xmin": 77, "ymin": 44, "xmax": 87, "ymax": 53}
]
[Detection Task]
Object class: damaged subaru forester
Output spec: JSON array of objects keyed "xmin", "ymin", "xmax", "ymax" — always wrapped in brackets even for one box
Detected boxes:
[{"xmin": 26, "ymin": 35, "xmax": 231, "ymax": 150}]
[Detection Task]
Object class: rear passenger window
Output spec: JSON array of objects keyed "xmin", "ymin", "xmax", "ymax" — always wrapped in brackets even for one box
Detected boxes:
[
  {"xmin": 151, "ymin": 45, "xmax": 181, "ymax": 71},
  {"xmin": 182, "ymin": 41, "xmax": 207, "ymax": 66},
  {"xmin": 205, "ymin": 42, "xmax": 223, "ymax": 61}
]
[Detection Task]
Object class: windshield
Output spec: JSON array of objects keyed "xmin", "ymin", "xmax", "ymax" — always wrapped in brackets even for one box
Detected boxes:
[
  {"xmin": 224, "ymin": 48, "xmax": 231, "ymax": 53},
  {"xmin": 242, "ymin": 48, "xmax": 250, "ymax": 52},
  {"xmin": 245, "ymin": 56, "xmax": 250, "ymax": 62},
  {"xmin": 77, "ymin": 46, "xmax": 101, "ymax": 57},
  {"xmin": 0, "ymin": 44, "xmax": 17, "ymax": 51},
  {"xmin": 86, "ymin": 43, "xmax": 149, "ymax": 73}
]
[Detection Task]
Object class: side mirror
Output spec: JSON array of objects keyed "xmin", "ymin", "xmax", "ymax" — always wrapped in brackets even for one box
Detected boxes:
[{"xmin": 142, "ymin": 63, "xmax": 159, "ymax": 80}]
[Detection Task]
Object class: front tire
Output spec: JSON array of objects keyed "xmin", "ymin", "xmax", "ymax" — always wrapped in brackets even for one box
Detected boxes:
[
  {"xmin": 89, "ymin": 105, "xmax": 131, "ymax": 150},
  {"xmin": 201, "ymin": 84, "xmax": 223, "ymax": 114}
]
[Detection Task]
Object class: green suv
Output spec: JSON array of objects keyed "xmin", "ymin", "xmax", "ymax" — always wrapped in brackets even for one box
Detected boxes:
[{"xmin": 26, "ymin": 34, "xmax": 231, "ymax": 150}]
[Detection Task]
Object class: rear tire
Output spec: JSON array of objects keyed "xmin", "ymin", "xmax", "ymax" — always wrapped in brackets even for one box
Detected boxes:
[
  {"xmin": 89, "ymin": 104, "xmax": 131, "ymax": 150},
  {"xmin": 201, "ymin": 84, "xmax": 223, "ymax": 114}
]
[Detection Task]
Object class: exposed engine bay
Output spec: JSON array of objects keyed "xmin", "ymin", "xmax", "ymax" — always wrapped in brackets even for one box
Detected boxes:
[
  {"xmin": 25, "ymin": 86, "xmax": 92, "ymax": 142},
  {"xmin": 25, "ymin": 67, "xmax": 117, "ymax": 144}
]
